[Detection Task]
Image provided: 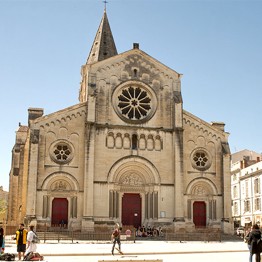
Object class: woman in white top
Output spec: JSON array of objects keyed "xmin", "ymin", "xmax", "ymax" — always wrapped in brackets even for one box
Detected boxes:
[{"xmin": 25, "ymin": 225, "xmax": 37, "ymax": 256}]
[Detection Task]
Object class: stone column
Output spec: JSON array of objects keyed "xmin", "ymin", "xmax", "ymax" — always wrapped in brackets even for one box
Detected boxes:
[
  {"xmin": 82, "ymin": 123, "xmax": 95, "ymax": 230},
  {"xmin": 145, "ymin": 193, "xmax": 148, "ymax": 219},
  {"xmin": 173, "ymin": 129, "xmax": 185, "ymax": 223},
  {"xmin": 71, "ymin": 197, "xmax": 77, "ymax": 218},
  {"xmin": 153, "ymin": 192, "xmax": 158, "ymax": 219},
  {"xmin": 222, "ymin": 147, "xmax": 233, "ymax": 233},
  {"xmin": 26, "ymin": 129, "xmax": 40, "ymax": 221},
  {"xmin": 109, "ymin": 191, "xmax": 113, "ymax": 218},
  {"xmin": 42, "ymin": 195, "xmax": 49, "ymax": 218}
]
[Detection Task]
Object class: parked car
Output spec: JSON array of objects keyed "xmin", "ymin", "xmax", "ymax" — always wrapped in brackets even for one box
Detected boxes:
[{"xmin": 236, "ymin": 227, "xmax": 245, "ymax": 236}]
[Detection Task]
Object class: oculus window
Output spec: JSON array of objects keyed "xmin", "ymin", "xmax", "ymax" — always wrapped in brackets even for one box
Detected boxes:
[
  {"xmin": 50, "ymin": 141, "xmax": 74, "ymax": 164},
  {"xmin": 191, "ymin": 148, "xmax": 212, "ymax": 171},
  {"xmin": 112, "ymin": 81, "xmax": 157, "ymax": 124}
]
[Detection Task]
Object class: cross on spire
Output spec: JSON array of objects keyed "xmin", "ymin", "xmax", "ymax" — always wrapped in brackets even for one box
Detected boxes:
[{"xmin": 103, "ymin": 0, "xmax": 108, "ymax": 11}]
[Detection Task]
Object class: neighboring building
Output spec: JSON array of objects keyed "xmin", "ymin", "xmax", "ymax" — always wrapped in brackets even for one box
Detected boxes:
[
  {"xmin": 231, "ymin": 149, "xmax": 261, "ymax": 166},
  {"xmin": 231, "ymin": 150, "xmax": 262, "ymax": 228},
  {"xmin": 7, "ymin": 9, "xmax": 232, "ymax": 233},
  {"xmin": 0, "ymin": 186, "xmax": 8, "ymax": 224}
]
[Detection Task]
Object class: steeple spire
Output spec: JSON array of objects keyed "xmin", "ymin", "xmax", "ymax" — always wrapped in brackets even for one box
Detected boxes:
[{"xmin": 86, "ymin": 9, "xmax": 117, "ymax": 64}]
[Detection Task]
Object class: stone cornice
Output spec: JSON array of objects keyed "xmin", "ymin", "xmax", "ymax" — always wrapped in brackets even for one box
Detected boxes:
[
  {"xmin": 32, "ymin": 102, "xmax": 86, "ymax": 130},
  {"xmin": 183, "ymin": 109, "xmax": 227, "ymax": 142}
]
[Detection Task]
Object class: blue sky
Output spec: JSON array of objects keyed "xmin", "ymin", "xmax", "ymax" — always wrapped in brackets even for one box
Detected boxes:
[{"xmin": 1, "ymin": 0, "xmax": 262, "ymax": 191}]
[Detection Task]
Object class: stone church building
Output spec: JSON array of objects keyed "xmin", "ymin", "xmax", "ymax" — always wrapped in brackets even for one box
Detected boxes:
[{"xmin": 7, "ymin": 10, "xmax": 233, "ymax": 233}]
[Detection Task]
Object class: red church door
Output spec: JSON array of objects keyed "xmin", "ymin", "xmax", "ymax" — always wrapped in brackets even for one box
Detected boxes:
[
  {"xmin": 193, "ymin": 201, "xmax": 206, "ymax": 227},
  {"xmin": 122, "ymin": 193, "xmax": 141, "ymax": 228},
  {"xmin": 51, "ymin": 198, "xmax": 68, "ymax": 227}
]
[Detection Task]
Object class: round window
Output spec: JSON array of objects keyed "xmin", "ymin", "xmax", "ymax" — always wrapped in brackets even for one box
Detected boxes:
[
  {"xmin": 112, "ymin": 81, "xmax": 157, "ymax": 123},
  {"xmin": 191, "ymin": 149, "xmax": 211, "ymax": 171},
  {"xmin": 50, "ymin": 141, "xmax": 74, "ymax": 164}
]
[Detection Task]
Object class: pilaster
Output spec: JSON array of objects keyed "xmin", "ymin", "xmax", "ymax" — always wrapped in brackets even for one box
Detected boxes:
[
  {"xmin": 173, "ymin": 128, "xmax": 185, "ymax": 222},
  {"xmin": 222, "ymin": 147, "xmax": 234, "ymax": 233},
  {"xmin": 26, "ymin": 129, "xmax": 40, "ymax": 219}
]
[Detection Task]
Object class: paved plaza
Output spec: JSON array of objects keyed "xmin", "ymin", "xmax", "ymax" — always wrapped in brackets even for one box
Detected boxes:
[{"xmin": 4, "ymin": 239, "xmax": 251, "ymax": 262}]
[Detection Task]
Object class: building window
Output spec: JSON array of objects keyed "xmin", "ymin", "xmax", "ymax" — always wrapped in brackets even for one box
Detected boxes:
[
  {"xmin": 53, "ymin": 144, "xmax": 71, "ymax": 161},
  {"xmin": 233, "ymin": 186, "xmax": 238, "ymax": 198},
  {"xmin": 191, "ymin": 148, "xmax": 212, "ymax": 171},
  {"xmin": 50, "ymin": 141, "xmax": 74, "ymax": 164},
  {"xmin": 132, "ymin": 134, "xmax": 138, "ymax": 150},
  {"xmin": 254, "ymin": 178, "xmax": 260, "ymax": 194},
  {"xmin": 233, "ymin": 202, "xmax": 238, "ymax": 214},
  {"xmin": 245, "ymin": 180, "xmax": 249, "ymax": 197},
  {"xmin": 255, "ymin": 198, "xmax": 261, "ymax": 211},
  {"xmin": 118, "ymin": 86, "xmax": 151, "ymax": 120},
  {"xmin": 244, "ymin": 200, "xmax": 251, "ymax": 212},
  {"xmin": 241, "ymin": 183, "xmax": 245, "ymax": 196},
  {"xmin": 113, "ymin": 81, "xmax": 157, "ymax": 124}
]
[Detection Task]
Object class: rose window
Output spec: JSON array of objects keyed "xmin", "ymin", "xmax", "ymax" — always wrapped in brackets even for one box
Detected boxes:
[
  {"xmin": 50, "ymin": 141, "xmax": 74, "ymax": 164},
  {"xmin": 54, "ymin": 144, "xmax": 71, "ymax": 161},
  {"xmin": 191, "ymin": 149, "xmax": 211, "ymax": 171},
  {"xmin": 117, "ymin": 86, "xmax": 151, "ymax": 120},
  {"xmin": 193, "ymin": 151, "xmax": 208, "ymax": 167}
]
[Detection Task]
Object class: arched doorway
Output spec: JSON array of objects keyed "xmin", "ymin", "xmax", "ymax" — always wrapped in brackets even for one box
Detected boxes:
[
  {"xmin": 193, "ymin": 201, "xmax": 206, "ymax": 227},
  {"xmin": 122, "ymin": 193, "xmax": 141, "ymax": 228},
  {"xmin": 51, "ymin": 198, "xmax": 68, "ymax": 227}
]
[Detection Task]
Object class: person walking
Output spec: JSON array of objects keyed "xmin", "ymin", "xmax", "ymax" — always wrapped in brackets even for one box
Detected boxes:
[
  {"xmin": 248, "ymin": 224, "xmax": 262, "ymax": 262},
  {"xmin": 14, "ymin": 223, "xmax": 28, "ymax": 260},
  {"xmin": 24, "ymin": 225, "xmax": 37, "ymax": 257},
  {"xmin": 245, "ymin": 227, "xmax": 252, "ymax": 261},
  {"xmin": 111, "ymin": 223, "xmax": 122, "ymax": 255}
]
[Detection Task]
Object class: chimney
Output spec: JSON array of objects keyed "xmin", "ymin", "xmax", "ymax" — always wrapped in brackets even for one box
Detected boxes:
[
  {"xmin": 211, "ymin": 122, "xmax": 225, "ymax": 131},
  {"xmin": 28, "ymin": 108, "xmax": 44, "ymax": 126},
  {"xmin": 243, "ymin": 159, "xmax": 247, "ymax": 168},
  {"xmin": 133, "ymin": 43, "xmax": 139, "ymax": 49}
]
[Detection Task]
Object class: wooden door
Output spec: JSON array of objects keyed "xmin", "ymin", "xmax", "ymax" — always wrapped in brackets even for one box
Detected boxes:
[
  {"xmin": 122, "ymin": 193, "xmax": 141, "ymax": 228},
  {"xmin": 51, "ymin": 198, "xmax": 68, "ymax": 227},
  {"xmin": 193, "ymin": 201, "xmax": 206, "ymax": 227}
]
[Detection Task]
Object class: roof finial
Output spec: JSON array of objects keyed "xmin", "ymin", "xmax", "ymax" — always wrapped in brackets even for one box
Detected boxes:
[{"xmin": 103, "ymin": 0, "xmax": 108, "ymax": 12}]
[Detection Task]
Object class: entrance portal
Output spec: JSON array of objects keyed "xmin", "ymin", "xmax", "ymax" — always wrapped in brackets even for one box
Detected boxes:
[
  {"xmin": 193, "ymin": 201, "xmax": 206, "ymax": 227},
  {"xmin": 51, "ymin": 198, "xmax": 68, "ymax": 227},
  {"xmin": 122, "ymin": 193, "xmax": 141, "ymax": 228}
]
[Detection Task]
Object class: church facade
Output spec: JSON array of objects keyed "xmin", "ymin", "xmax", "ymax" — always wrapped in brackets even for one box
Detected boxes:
[{"xmin": 7, "ymin": 10, "xmax": 233, "ymax": 233}]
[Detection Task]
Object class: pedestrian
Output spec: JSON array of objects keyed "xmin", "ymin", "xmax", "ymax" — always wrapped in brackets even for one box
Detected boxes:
[
  {"xmin": 247, "ymin": 224, "xmax": 262, "ymax": 262},
  {"xmin": 111, "ymin": 223, "xmax": 121, "ymax": 255},
  {"xmin": 14, "ymin": 223, "xmax": 28, "ymax": 260},
  {"xmin": 244, "ymin": 227, "xmax": 252, "ymax": 261},
  {"xmin": 0, "ymin": 227, "xmax": 3, "ymax": 253},
  {"xmin": 24, "ymin": 225, "xmax": 37, "ymax": 257}
]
